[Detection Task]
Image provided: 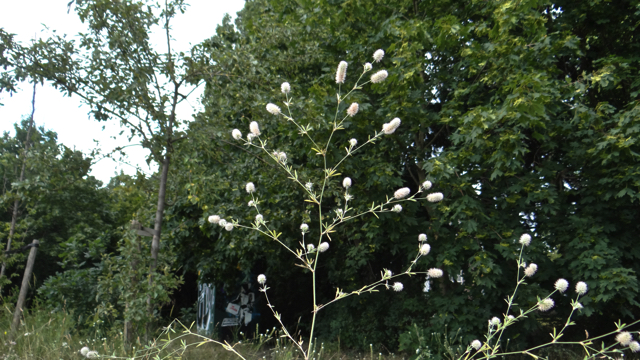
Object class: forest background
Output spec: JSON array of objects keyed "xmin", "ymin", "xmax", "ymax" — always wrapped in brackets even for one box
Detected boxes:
[{"xmin": 1, "ymin": 0, "xmax": 639, "ymax": 357}]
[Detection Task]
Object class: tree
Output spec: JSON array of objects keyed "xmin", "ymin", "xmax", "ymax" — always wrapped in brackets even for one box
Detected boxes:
[
  {"xmin": 0, "ymin": 0, "xmax": 208, "ymax": 331},
  {"xmin": 171, "ymin": 0, "xmax": 640, "ymax": 352},
  {"xmin": 0, "ymin": 121, "xmax": 122, "ymax": 304}
]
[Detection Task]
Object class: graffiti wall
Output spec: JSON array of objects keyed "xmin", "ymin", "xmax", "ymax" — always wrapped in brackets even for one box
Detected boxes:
[{"xmin": 196, "ymin": 283, "xmax": 215, "ymax": 335}]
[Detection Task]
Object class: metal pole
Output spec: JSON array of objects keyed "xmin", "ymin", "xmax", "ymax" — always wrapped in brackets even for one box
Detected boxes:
[{"xmin": 10, "ymin": 239, "xmax": 39, "ymax": 337}]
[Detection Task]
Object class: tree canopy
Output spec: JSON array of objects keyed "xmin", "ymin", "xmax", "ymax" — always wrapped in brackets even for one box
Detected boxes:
[{"xmin": 1, "ymin": 0, "xmax": 640, "ymax": 355}]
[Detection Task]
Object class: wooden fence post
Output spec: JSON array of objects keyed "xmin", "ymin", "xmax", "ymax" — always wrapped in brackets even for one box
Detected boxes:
[{"xmin": 10, "ymin": 239, "xmax": 39, "ymax": 338}]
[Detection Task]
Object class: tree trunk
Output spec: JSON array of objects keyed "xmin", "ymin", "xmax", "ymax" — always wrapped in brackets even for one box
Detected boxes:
[
  {"xmin": 0, "ymin": 83, "xmax": 36, "ymax": 293},
  {"xmin": 10, "ymin": 239, "xmax": 39, "ymax": 339},
  {"xmin": 146, "ymin": 154, "xmax": 170, "ymax": 341}
]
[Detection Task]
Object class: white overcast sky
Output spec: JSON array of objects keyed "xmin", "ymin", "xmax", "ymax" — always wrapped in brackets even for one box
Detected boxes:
[{"xmin": 0, "ymin": 0, "xmax": 245, "ymax": 184}]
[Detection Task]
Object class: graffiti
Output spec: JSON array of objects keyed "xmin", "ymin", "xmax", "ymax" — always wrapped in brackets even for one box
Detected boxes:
[
  {"xmin": 222, "ymin": 284, "xmax": 255, "ymax": 327},
  {"xmin": 196, "ymin": 283, "xmax": 215, "ymax": 335}
]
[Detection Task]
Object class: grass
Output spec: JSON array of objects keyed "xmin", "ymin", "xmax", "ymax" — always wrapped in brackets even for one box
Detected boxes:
[{"xmin": 0, "ymin": 304, "xmax": 412, "ymax": 360}]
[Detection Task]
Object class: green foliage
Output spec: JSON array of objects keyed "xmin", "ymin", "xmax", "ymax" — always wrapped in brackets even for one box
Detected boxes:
[
  {"xmin": 168, "ymin": 0, "xmax": 640, "ymax": 352},
  {"xmin": 0, "ymin": 121, "xmax": 118, "ymax": 292},
  {"xmin": 96, "ymin": 228, "xmax": 183, "ymax": 335}
]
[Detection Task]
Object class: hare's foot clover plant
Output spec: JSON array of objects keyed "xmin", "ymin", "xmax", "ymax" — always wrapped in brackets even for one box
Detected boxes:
[
  {"xmin": 207, "ymin": 49, "xmax": 444, "ymax": 360},
  {"xmin": 204, "ymin": 49, "xmax": 640, "ymax": 360}
]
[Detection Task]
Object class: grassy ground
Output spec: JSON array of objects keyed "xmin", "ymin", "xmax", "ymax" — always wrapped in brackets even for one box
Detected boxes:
[{"xmin": 0, "ymin": 304, "xmax": 411, "ymax": 360}]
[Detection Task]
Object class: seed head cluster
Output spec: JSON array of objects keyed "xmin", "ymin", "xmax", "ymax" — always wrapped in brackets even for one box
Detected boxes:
[
  {"xmin": 319, "ymin": 242, "xmax": 330, "ymax": 252},
  {"xmin": 419, "ymin": 244, "xmax": 431, "ymax": 256},
  {"xmin": 394, "ymin": 187, "xmax": 411, "ymax": 199},
  {"xmin": 575, "ymin": 281, "xmax": 588, "ymax": 295},
  {"xmin": 281, "ymin": 82, "xmax": 290, "ymax": 94},
  {"xmin": 266, "ymin": 103, "xmax": 281, "ymax": 115},
  {"xmin": 336, "ymin": 61, "xmax": 348, "ymax": 84},
  {"xmin": 555, "ymin": 278, "xmax": 569, "ymax": 293},
  {"xmin": 524, "ymin": 263, "xmax": 538, "ymax": 277},
  {"xmin": 371, "ymin": 70, "xmax": 388, "ymax": 84},
  {"xmin": 427, "ymin": 192, "xmax": 444, "ymax": 202},
  {"xmin": 257, "ymin": 274, "xmax": 267, "ymax": 285},
  {"xmin": 616, "ymin": 331, "xmax": 633, "ymax": 346},
  {"xmin": 347, "ymin": 102, "xmax": 359, "ymax": 117},
  {"xmin": 519, "ymin": 233, "xmax": 532, "ymax": 246},
  {"xmin": 343, "ymin": 177, "xmax": 352, "ymax": 189},
  {"xmin": 250, "ymin": 121, "xmax": 261, "ymax": 136},
  {"xmin": 382, "ymin": 118, "xmax": 401, "ymax": 134},
  {"xmin": 428, "ymin": 268, "xmax": 443, "ymax": 278},
  {"xmin": 471, "ymin": 340, "xmax": 482, "ymax": 350},
  {"xmin": 373, "ymin": 49, "xmax": 385, "ymax": 63},
  {"xmin": 538, "ymin": 298, "xmax": 554, "ymax": 312}
]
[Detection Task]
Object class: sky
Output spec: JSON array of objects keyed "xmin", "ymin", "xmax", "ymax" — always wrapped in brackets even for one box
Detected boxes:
[{"xmin": 0, "ymin": 0, "xmax": 246, "ymax": 184}]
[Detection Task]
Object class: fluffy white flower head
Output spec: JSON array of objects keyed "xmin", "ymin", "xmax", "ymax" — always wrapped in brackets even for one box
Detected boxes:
[
  {"xmin": 630, "ymin": 341, "xmax": 640, "ymax": 353},
  {"xmin": 266, "ymin": 103, "xmax": 281, "ymax": 115},
  {"xmin": 371, "ymin": 70, "xmax": 388, "ymax": 84},
  {"xmin": 428, "ymin": 268, "xmax": 443, "ymax": 278},
  {"xmin": 617, "ymin": 331, "xmax": 633, "ymax": 346},
  {"xmin": 382, "ymin": 117, "xmax": 401, "ymax": 134},
  {"xmin": 218, "ymin": 219, "xmax": 228, "ymax": 227},
  {"xmin": 555, "ymin": 278, "xmax": 569, "ymax": 293},
  {"xmin": 471, "ymin": 340, "xmax": 482, "ymax": 351},
  {"xmin": 392, "ymin": 282, "xmax": 403, "ymax": 292},
  {"xmin": 347, "ymin": 103, "xmax": 359, "ymax": 117},
  {"xmin": 81, "ymin": 347, "xmax": 90, "ymax": 356},
  {"xmin": 576, "ymin": 281, "xmax": 588, "ymax": 295},
  {"xmin": 307, "ymin": 244, "xmax": 315, "ymax": 252},
  {"xmin": 418, "ymin": 233, "xmax": 427, "ymax": 242},
  {"xmin": 225, "ymin": 223, "xmax": 234, "ymax": 231},
  {"xmin": 319, "ymin": 242, "xmax": 329, "ymax": 252},
  {"xmin": 281, "ymin": 82, "xmax": 290, "ymax": 94},
  {"xmin": 257, "ymin": 274, "xmax": 267, "ymax": 285},
  {"xmin": 248, "ymin": 200, "xmax": 254, "ymax": 207},
  {"xmin": 421, "ymin": 180, "xmax": 432, "ymax": 190},
  {"xmin": 490, "ymin": 317, "xmax": 501, "ymax": 326},
  {"xmin": 305, "ymin": 182, "xmax": 313, "ymax": 191},
  {"xmin": 336, "ymin": 61, "xmax": 348, "ymax": 84},
  {"xmin": 208, "ymin": 215, "xmax": 221, "ymax": 224},
  {"xmin": 394, "ymin": 187, "xmax": 411, "ymax": 199},
  {"xmin": 246, "ymin": 182, "xmax": 256, "ymax": 193},
  {"xmin": 373, "ymin": 49, "xmax": 385, "ymax": 63},
  {"xmin": 419, "ymin": 243, "xmax": 431, "ymax": 256},
  {"xmin": 300, "ymin": 223, "xmax": 309, "ymax": 232},
  {"xmin": 343, "ymin": 177, "xmax": 352, "ymax": 189},
  {"xmin": 573, "ymin": 302, "xmax": 583, "ymax": 310},
  {"xmin": 384, "ymin": 269, "xmax": 393, "ymax": 279},
  {"xmin": 538, "ymin": 298, "xmax": 554, "ymax": 312},
  {"xmin": 250, "ymin": 121, "xmax": 261, "ymax": 136},
  {"xmin": 427, "ymin": 192, "xmax": 444, "ymax": 203},
  {"xmin": 232, "ymin": 129, "xmax": 242, "ymax": 140},
  {"xmin": 524, "ymin": 263, "xmax": 538, "ymax": 277},
  {"xmin": 364, "ymin": 62, "xmax": 372, "ymax": 72},
  {"xmin": 255, "ymin": 214, "xmax": 263, "ymax": 223},
  {"xmin": 278, "ymin": 152, "xmax": 287, "ymax": 163},
  {"xmin": 86, "ymin": 351, "xmax": 99, "ymax": 359},
  {"xmin": 349, "ymin": 138, "xmax": 358, "ymax": 147},
  {"xmin": 519, "ymin": 233, "xmax": 532, "ymax": 246},
  {"xmin": 392, "ymin": 204, "xmax": 402, "ymax": 213},
  {"xmin": 247, "ymin": 133, "xmax": 256, "ymax": 142}
]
